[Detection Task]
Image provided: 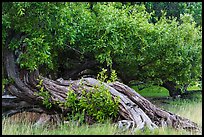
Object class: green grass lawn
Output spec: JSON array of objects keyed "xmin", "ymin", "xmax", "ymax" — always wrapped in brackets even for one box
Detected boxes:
[
  {"xmin": 132, "ymin": 85, "xmax": 169, "ymax": 97},
  {"xmin": 131, "ymin": 84, "xmax": 201, "ymax": 98}
]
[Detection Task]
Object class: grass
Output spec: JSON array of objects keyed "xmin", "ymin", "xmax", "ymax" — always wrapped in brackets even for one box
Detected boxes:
[
  {"xmin": 165, "ymin": 99, "xmax": 202, "ymax": 126},
  {"xmin": 132, "ymin": 85, "xmax": 169, "ymax": 97},
  {"xmin": 2, "ymin": 119, "xmax": 127, "ymax": 135},
  {"xmin": 2, "ymin": 85, "xmax": 202, "ymax": 135},
  {"xmin": 131, "ymin": 84, "xmax": 202, "ymax": 98}
]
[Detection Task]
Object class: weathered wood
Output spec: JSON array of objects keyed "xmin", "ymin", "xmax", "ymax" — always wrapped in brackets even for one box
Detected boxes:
[{"xmin": 109, "ymin": 82, "xmax": 200, "ymax": 131}]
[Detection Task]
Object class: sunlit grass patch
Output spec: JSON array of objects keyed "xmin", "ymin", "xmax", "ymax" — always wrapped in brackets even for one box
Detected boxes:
[
  {"xmin": 131, "ymin": 85, "xmax": 169, "ymax": 97},
  {"xmin": 131, "ymin": 84, "xmax": 201, "ymax": 98}
]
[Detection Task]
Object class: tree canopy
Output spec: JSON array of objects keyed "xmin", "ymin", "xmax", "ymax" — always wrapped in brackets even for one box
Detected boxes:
[{"xmin": 2, "ymin": 2, "xmax": 202, "ymax": 96}]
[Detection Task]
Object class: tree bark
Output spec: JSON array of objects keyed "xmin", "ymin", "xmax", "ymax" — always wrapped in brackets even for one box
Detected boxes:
[{"xmin": 162, "ymin": 81, "xmax": 182, "ymax": 97}]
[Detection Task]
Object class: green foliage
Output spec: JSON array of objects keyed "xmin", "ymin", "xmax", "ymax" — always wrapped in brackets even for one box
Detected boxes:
[
  {"xmin": 2, "ymin": 78, "xmax": 9, "ymax": 92},
  {"xmin": 2, "ymin": 2, "xmax": 202, "ymax": 94},
  {"xmin": 182, "ymin": 2, "xmax": 202, "ymax": 26},
  {"xmin": 2, "ymin": 2, "xmax": 64, "ymax": 71},
  {"xmin": 36, "ymin": 79, "xmax": 52, "ymax": 109},
  {"xmin": 187, "ymin": 82, "xmax": 202, "ymax": 91},
  {"xmin": 97, "ymin": 68, "xmax": 108, "ymax": 82},
  {"xmin": 97, "ymin": 68, "xmax": 118, "ymax": 83},
  {"xmin": 63, "ymin": 84, "xmax": 120, "ymax": 123},
  {"xmin": 143, "ymin": 2, "xmax": 202, "ymax": 26},
  {"xmin": 2, "ymin": 78, "xmax": 15, "ymax": 92},
  {"xmin": 112, "ymin": 8, "xmax": 201, "ymax": 86},
  {"xmin": 108, "ymin": 69, "xmax": 118, "ymax": 83},
  {"xmin": 61, "ymin": 71, "xmax": 120, "ymax": 123},
  {"xmin": 17, "ymin": 36, "xmax": 52, "ymax": 71}
]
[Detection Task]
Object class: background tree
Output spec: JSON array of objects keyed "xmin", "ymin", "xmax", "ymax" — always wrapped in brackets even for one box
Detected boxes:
[{"xmin": 141, "ymin": 2, "xmax": 202, "ymax": 26}]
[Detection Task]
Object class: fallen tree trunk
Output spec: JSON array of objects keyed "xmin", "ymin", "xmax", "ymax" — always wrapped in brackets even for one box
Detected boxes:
[
  {"xmin": 3, "ymin": 76, "xmax": 201, "ymax": 133},
  {"xmin": 2, "ymin": 46, "xmax": 201, "ymax": 133},
  {"xmin": 2, "ymin": 94, "xmax": 44, "ymax": 117}
]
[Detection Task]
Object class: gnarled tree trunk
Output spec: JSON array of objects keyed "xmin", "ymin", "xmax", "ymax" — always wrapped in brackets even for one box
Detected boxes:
[
  {"xmin": 2, "ymin": 45, "xmax": 201, "ymax": 133},
  {"xmin": 162, "ymin": 81, "xmax": 182, "ymax": 97}
]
